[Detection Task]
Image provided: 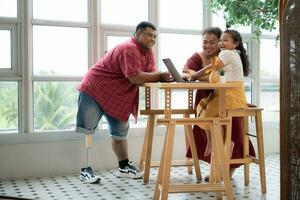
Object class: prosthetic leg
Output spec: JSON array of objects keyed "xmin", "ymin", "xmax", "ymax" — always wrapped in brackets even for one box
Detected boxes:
[
  {"xmin": 80, "ymin": 134, "xmax": 101, "ymax": 183},
  {"xmin": 86, "ymin": 134, "xmax": 93, "ymax": 167}
]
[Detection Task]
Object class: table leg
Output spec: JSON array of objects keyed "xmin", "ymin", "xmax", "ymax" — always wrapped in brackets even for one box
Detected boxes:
[
  {"xmin": 213, "ymin": 120, "xmax": 233, "ymax": 200},
  {"xmin": 160, "ymin": 124, "xmax": 176, "ymax": 200},
  {"xmin": 185, "ymin": 121, "xmax": 202, "ymax": 182},
  {"xmin": 139, "ymin": 114, "xmax": 155, "ymax": 184},
  {"xmin": 153, "ymin": 124, "xmax": 173, "ymax": 200}
]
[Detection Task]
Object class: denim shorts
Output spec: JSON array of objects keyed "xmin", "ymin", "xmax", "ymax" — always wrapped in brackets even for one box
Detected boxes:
[{"xmin": 75, "ymin": 92, "xmax": 129, "ymax": 140}]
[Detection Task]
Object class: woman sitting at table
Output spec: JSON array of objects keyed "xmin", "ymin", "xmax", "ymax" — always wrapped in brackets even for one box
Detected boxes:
[{"xmin": 183, "ymin": 27, "xmax": 255, "ymax": 179}]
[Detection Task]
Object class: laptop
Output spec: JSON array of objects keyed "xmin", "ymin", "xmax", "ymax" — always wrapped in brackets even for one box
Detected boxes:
[{"xmin": 162, "ymin": 58, "xmax": 193, "ymax": 82}]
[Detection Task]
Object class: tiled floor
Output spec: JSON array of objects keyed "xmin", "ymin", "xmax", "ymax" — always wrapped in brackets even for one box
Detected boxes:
[{"xmin": 0, "ymin": 154, "xmax": 279, "ymax": 200}]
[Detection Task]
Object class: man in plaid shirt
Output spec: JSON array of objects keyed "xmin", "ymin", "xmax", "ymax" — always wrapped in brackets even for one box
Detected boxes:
[{"xmin": 76, "ymin": 21, "xmax": 173, "ymax": 183}]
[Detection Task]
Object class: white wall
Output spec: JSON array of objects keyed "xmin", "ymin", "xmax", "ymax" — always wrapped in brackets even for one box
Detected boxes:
[{"xmin": 0, "ymin": 125, "xmax": 279, "ymax": 180}]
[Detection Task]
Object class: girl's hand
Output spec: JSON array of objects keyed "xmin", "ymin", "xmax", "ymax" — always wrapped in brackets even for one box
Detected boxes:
[
  {"xmin": 182, "ymin": 65, "xmax": 195, "ymax": 75},
  {"xmin": 182, "ymin": 72, "xmax": 193, "ymax": 81}
]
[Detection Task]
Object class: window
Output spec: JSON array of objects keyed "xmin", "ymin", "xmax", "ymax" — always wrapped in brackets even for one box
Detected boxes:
[
  {"xmin": 260, "ymin": 39, "xmax": 279, "ymax": 121},
  {"xmin": 160, "ymin": 33, "xmax": 202, "ymax": 69},
  {"xmin": 33, "ymin": 26, "xmax": 88, "ymax": 76},
  {"xmin": 0, "ymin": 0, "xmax": 19, "ymax": 134},
  {"xmin": 33, "ymin": 0, "xmax": 87, "ymax": 22},
  {"xmin": 0, "ymin": 0, "xmax": 17, "ymax": 17},
  {"xmin": 159, "ymin": 33, "xmax": 202, "ymax": 109},
  {"xmin": 33, "ymin": 82, "xmax": 78, "ymax": 131},
  {"xmin": 212, "ymin": 11, "xmax": 251, "ymax": 33},
  {"xmin": 0, "ymin": 0, "xmax": 279, "ymax": 136},
  {"xmin": 101, "ymin": 0, "xmax": 148, "ymax": 26},
  {"xmin": 31, "ymin": 0, "xmax": 89, "ymax": 132},
  {"xmin": 160, "ymin": 0, "xmax": 203, "ymax": 30},
  {"xmin": 107, "ymin": 36, "xmax": 130, "ymax": 52},
  {"xmin": 0, "ymin": 30, "xmax": 11, "ymax": 69},
  {"xmin": 0, "ymin": 82, "xmax": 18, "ymax": 134}
]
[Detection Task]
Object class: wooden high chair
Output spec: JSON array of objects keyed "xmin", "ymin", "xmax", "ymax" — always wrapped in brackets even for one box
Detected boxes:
[{"xmin": 227, "ymin": 106, "xmax": 267, "ymax": 193}]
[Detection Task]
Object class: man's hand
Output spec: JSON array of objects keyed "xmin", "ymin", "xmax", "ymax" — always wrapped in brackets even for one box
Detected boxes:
[{"xmin": 159, "ymin": 72, "xmax": 174, "ymax": 82}]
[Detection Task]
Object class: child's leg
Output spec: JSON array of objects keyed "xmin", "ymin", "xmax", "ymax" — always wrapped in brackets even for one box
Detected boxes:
[{"xmin": 204, "ymin": 129, "xmax": 212, "ymax": 157}]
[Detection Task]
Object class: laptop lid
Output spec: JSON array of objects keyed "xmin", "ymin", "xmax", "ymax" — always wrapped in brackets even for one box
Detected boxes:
[{"xmin": 162, "ymin": 58, "xmax": 185, "ymax": 82}]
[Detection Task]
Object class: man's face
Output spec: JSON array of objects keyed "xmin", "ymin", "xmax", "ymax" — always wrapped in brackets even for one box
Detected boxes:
[
  {"xmin": 202, "ymin": 33, "xmax": 220, "ymax": 57},
  {"xmin": 136, "ymin": 27, "xmax": 157, "ymax": 50}
]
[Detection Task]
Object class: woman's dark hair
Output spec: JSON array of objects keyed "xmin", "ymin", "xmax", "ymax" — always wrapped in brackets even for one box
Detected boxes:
[
  {"xmin": 224, "ymin": 29, "xmax": 250, "ymax": 76},
  {"xmin": 135, "ymin": 21, "xmax": 156, "ymax": 33},
  {"xmin": 202, "ymin": 27, "xmax": 223, "ymax": 39}
]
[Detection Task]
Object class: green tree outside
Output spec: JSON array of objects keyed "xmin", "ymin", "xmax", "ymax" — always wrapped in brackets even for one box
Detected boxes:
[
  {"xmin": 209, "ymin": 0, "xmax": 279, "ymax": 39},
  {"xmin": 0, "ymin": 82, "xmax": 18, "ymax": 132},
  {"xmin": 34, "ymin": 82, "xmax": 78, "ymax": 131}
]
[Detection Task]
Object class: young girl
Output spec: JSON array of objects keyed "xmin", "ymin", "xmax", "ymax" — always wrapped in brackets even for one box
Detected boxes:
[{"xmin": 184, "ymin": 29, "xmax": 250, "ymax": 159}]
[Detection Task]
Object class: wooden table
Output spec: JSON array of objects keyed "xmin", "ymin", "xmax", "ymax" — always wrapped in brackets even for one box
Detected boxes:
[
  {"xmin": 142, "ymin": 82, "xmax": 240, "ymax": 200},
  {"xmin": 139, "ymin": 84, "xmax": 202, "ymax": 184}
]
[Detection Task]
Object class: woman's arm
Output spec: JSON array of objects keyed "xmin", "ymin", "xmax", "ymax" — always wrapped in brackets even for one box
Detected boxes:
[{"xmin": 190, "ymin": 64, "xmax": 212, "ymax": 81}]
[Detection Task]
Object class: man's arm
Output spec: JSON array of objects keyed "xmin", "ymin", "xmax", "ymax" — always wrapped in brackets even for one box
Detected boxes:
[{"xmin": 128, "ymin": 71, "xmax": 173, "ymax": 85}]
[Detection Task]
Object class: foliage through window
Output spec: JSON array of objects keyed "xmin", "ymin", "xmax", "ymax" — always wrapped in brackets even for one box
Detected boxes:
[{"xmin": 0, "ymin": 82, "xmax": 18, "ymax": 133}]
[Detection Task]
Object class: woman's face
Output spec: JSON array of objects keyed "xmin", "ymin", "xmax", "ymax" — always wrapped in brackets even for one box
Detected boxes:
[{"xmin": 202, "ymin": 33, "xmax": 220, "ymax": 57}]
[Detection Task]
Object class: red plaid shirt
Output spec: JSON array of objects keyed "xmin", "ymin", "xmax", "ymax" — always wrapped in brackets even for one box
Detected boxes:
[{"xmin": 77, "ymin": 38, "xmax": 156, "ymax": 122}]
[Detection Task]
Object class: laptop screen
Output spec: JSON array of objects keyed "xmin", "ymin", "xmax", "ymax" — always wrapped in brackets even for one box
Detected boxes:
[{"xmin": 162, "ymin": 58, "xmax": 185, "ymax": 82}]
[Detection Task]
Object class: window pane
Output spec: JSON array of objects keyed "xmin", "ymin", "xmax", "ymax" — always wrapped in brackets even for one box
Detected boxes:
[
  {"xmin": 244, "ymin": 81, "xmax": 252, "ymax": 103},
  {"xmin": 34, "ymin": 82, "xmax": 78, "ymax": 131},
  {"xmin": 107, "ymin": 36, "xmax": 130, "ymax": 52},
  {"xmin": 160, "ymin": 33, "xmax": 202, "ymax": 70},
  {"xmin": 0, "ymin": 30, "xmax": 11, "ymax": 69},
  {"xmin": 212, "ymin": 12, "xmax": 251, "ymax": 33},
  {"xmin": 33, "ymin": 0, "xmax": 87, "ymax": 22},
  {"xmin": 260, "ymin": 81, "xmax": 279, "ymax": 121},
  {"xmin": 33, "ymin": 26, "xmax": 88, "ymax": 76},
  {"xmin": 260, "ymin": 39, "xmax": 279, "ymax": 121},
  {"xmin": 101, "ymin": 0, "xmax": 148, "ymax": 26},
  {"xmin": 212, "ymin": 11, "xmax": 226, "ymax": 30},
  {"xmin": 0, "ymin": 82, "xmax": 18, "ymax": 133},
  {"xmin": 160, "ymin": 0, "xmax": 202, "ymax": 30},
  {"xmin": 260, "ymin": 39, "xmax": 279, "ymax": 80},
  {"xmin": 160, "ymin": 33, "xmax": 202, "ymax": 108},
  {"xmin": 0, "ymin": 0, "xmax": 17, "ymax": 17}
]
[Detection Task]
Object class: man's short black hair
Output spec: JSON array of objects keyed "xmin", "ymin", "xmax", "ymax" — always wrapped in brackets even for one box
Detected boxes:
[{"xmin": 135, "ymin": 21, "xmax": 156, "ymax": 33}]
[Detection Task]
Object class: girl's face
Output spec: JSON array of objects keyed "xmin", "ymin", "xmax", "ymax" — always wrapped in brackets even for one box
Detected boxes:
[
  {"xmin": 202, "ymin": 33, "xmax": 220, "ymax": 57},
  {"xmin": 218, "ymin": 33, "xmax": 239, "ymax": 50}
]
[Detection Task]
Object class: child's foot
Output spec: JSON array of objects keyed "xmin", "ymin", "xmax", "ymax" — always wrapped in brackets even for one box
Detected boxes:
[
  {"xmin": 230, "ymin": 141, "xmax": 235, "ymax": 157},
  {"xmin": 204, "ymin": 143, "xmax": 212, "ymax": 157},
  {"xmin": 204, "ymin": 169, "xmax": 236, "ymax": 183},
  {"xmin": 204, "ymin": 134, "xmax": 212, "ymax": 157},
  {"xmin": 230, "ymin": 168, "xmax": 236, "ymax": 178}
]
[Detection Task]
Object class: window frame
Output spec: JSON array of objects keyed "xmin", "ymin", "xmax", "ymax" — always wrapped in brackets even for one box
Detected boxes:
[{"xmin": 0, "ymin": 0, "xmax": 279, "ymax": 138}]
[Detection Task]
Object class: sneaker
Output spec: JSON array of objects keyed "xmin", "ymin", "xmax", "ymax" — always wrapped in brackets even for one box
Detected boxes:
[
  {"xmin": 116, "ymin": 161, "xmax": 144, "ymax": 179},
  {"xmin": 80, "ymin": 166, "xmax": 101, "ymax": 183}
]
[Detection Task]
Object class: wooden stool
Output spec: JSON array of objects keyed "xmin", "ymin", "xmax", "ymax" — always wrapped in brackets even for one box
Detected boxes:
[
  {"xmin": 153, "ymin": 117, "xmax": 233, "ymax": 200},
  {"xmin": 139, "ymin": 110, "xmax": 202, "ymax": 184},
  {"xmin": 227, "ymin": 106, "xmax": 266, "ymax": 193}
]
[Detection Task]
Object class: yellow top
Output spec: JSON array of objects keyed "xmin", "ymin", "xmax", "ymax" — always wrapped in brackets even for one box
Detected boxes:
[{"xmin": 196, "ymin": 81, "xmax": 247, "ymax": 120}]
